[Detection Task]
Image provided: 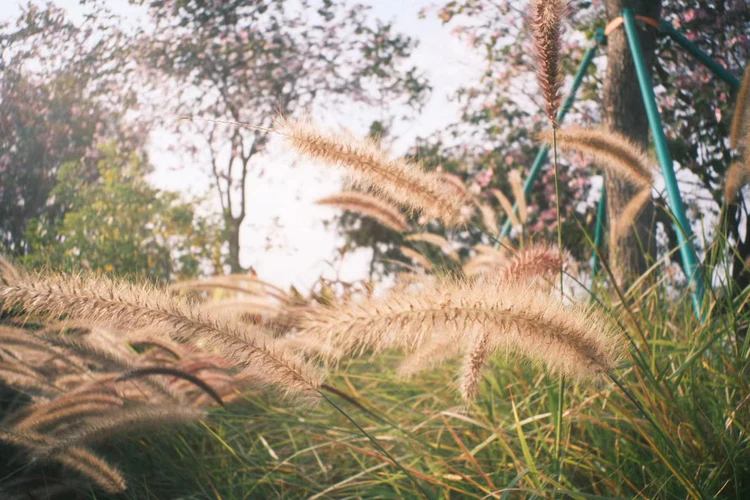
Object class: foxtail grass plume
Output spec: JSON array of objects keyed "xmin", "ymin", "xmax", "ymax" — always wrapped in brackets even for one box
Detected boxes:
[
  {"xmin": 299, "ymin": 276, "xmax": 622, "ymax": 395},
  {"xmin": 436, "ymin": 173, "xmax": 470, "ymax": 199},
  {"xmin": 490, "ymin": 189, "xmax": 521, "ymax": 229},
  {"xmin": 725, "ymin": 161, "xmax": 750, "ymax": 204},
  {"xmin": 476, "ymin": 203, "xmax": 500, "ymax": 236},
  {"xmin": 36, "ymin": 405, "xmax": 205, "ymax": 455},
  {"xmin": 499, "ymin": 243, "xmax": 564, "ymax": 284},
  {"xmin": 730, "ymin": 67, "xmax": 750, "ymax": 150},
  {"xmin": 612, "ymin": 187, "xmax": 652, "ymax": 242},
  {"xmin": 278, "ymin": 117, "xmax": 466, "ymax": 225},
  {"xmin": 316, "ymin": 191, "xmax": 410, "ymax": 233},
  {"xmin": 53, "ymin": 447, "xmax": 127, "ymax": 493},
  {"xmin": 508, "ymin": 170, "xmax": 528, "ymax": 224},
  {"xmin": 396, "ymin": 333, "xmax": 462, "ymax": 379},
  {"xmin": 530, "ymin": 0, "xmax": 568, "ymax": 126},
  {"xmin": 170, "ymin": 276, "xmax": 290, "ymax": 304},
  {"xmin": 405, "ymin": 233, "xmax": 460, "ymax": 262},
  {"xmin": 538, "ymin": 127, "xmax": 655, "ymax": 187},
  {"xmin": 399, "ymin": 246, "xmax": 434, "ymax": 272},
  {"xmin": 0, "ymin": 272, "xmax": 324, "ymax": 400},
  {"xmin": 0, "ymin": 254, "xmax": 19, "ymax": 283}
]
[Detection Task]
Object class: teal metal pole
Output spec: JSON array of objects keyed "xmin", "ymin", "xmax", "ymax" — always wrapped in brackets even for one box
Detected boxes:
[
  {"xmin": 500, "ymin": 31, "xmax": 603, "ymax": 238},
  {"xmin": 659, "ymin": 20, "xmax": 740, "ymax": 91},
  {"xmin": 591, "ymin": 185, "xmax": 607, "ymax": 279},
  {"xmin": 623, "ymin": 9, "xmax": 705, "ymax": 316}
]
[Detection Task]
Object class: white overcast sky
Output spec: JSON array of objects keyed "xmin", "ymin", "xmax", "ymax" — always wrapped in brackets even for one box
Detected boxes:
[{"xmin": 1, "ymin": 0, "xmax": 484, "ymax": 290}]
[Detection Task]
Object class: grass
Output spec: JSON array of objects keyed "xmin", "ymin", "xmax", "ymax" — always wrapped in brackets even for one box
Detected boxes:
[{"xmin": 64, "ymin": 282, "xmax": 745, "ymax": 499}]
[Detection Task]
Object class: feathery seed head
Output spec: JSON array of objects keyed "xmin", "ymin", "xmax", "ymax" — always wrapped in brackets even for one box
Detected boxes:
[
  {"xmin": 725, "ymin": 161, "xmax": 750, "ymax": 204},
  {"xmin": 299, "ymin": 275, "xmax": 622, "ymax": 394},
  {"xmin": 316, "ymin": 191, "xmax": 410, "ymax": 233},
  {"xmin": 538, "ymin": 127, "xmax": 655, "ymax": 187},
  {"xmin": 731, "ymin": 67, "xmax": 750, "ymax": 150},
  {"xmin": 277, "ymin": 116, "xmax": 467, "ymax": 225},
  {"xmin": 530, "ymin": 0, "xmax": 569, "ymax": 126},
  {"xmin": 0, "ymin": 271, "xmax": 323, "ymax": 401}
]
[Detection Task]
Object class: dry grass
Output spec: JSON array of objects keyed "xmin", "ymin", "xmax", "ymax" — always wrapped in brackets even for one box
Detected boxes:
[
  {"xmin": 538, "ymin": 127, "xmax": 655, "ymax": 187},
  {"xmin": 278, "ymin": 117, "xmax": 467, "ymax": 225},
  {"xmin": 316, "ymin": 191, "xmax": 411, "ymax": 233},
  {"xmin": 731, "ymin": 67, "xmax": 750, "ymax": 149},
  {"xmin": 405, "ymin": 233, "xmax": 460, "ymax": 262},
  {"xmin": 530, "ymin": 0, "xmax": 568, "ymax": 125},
  {"xmin": 299, "ymin": 275, "xmax": 622, "ymax": 399}
]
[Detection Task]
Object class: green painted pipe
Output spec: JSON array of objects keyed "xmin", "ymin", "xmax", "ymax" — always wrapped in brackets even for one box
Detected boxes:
[
  {"xmin": 499, "ymin": 31, "xmax": 603, "ymax": 238},
  {"xmin": 623, "ymin": 8, "xmax": 705, "ymax": 317},
  {"xmin": 591, "ymin": 185, "xmax": 607, "ymax": 279},
  {"xmin": 659, "ymin": 20, "xmax": 740, "ymax": 91}
]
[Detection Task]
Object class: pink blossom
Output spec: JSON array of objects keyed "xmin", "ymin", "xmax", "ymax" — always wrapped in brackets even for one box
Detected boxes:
[{"xmin": 475, "ymin": 168, "xmax": 493, "ymax": 188}]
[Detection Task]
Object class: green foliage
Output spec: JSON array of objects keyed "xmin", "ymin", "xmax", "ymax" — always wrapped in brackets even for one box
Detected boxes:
[
  {"xmin": 22, "ymin": 143, "xmax": 217, "ymax": 281},
  {"xmin": 97, "ymin": 282, "xmax": 750, "ymax": 499},
  {"xmin": 0, "ymin": 2, "xmax": 141, "ymax": 255}
]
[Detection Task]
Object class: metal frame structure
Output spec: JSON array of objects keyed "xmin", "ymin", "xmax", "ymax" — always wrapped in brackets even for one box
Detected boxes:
[{"xmin": 500, "ymin": 10, "xmax": 742, "ymax": 317}]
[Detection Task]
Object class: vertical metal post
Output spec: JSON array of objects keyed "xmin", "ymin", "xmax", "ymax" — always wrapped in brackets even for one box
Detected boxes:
[
  {"xmin": 623, "ymin": 8, "xmax": 705, "ymax": 316},
  {"xmin": 500, "ymin": 32, "xmax": 603, "ymax": 238},
  {"xmin": 591, "ymin": 185, "xmax": 607, "ymax": 279},
  {"xmin": 659, "ymin": 20, "xmax": 740, "ymax": 91}
]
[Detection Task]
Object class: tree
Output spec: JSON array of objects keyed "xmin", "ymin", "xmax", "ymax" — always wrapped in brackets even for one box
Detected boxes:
[
  {"xmin": 23, "ymin": 142, "xmax": 217, "ymax": 282},
  {"xmin": 0, "ymin": 2, "xmax": 140, "ymax": 255},
  {"xmin": 601, "ymin": 0, "xmax": 661, "ymax": 285},
  {"xmin": 138, "ymin": 0, "xmax": 429, "ymax": 273},
  {"xmin": 386, "ymin": 1, "xmax": 747, "ymax": 287}
]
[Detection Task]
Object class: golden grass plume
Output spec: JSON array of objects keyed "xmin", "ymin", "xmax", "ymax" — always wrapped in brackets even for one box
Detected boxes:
[
  {"xmin": 278, "ymin": 117, "xmax": 466, "ymax": 225},
  {"xmin": 509, "ymin": 170, "xmax": 528, "ymax": 224},
  {"xmin": 538, "ymin": 127, "xmax": 654, "ymax": 187},
  {"xmin": 611, "ymin": 187, "xmax": 652, "ymax": 242},
  {"xmin": 404, "ymin": 233, "xmax": 460, "ymax": 262},
  {"xmin": 490, "ymin": 189, "xmax": 522, "ymax": 229},
  {"xmin": 725, "ymin": 161, "xmax": 750, "ymax": 204},
  {"xmin": 298, "ymin": 276, "xmax": 622, "ymax": 394},
  {"xmin": 399, "ymin": 246, "xmax": 434, "ymax": 272},
  {"xmin": 316, "ymin": 191, "xmax": 410, "ymax": 233},
  {"xmin": 0, "ymin": 272, "xmax": 324, "ymax": 400},
  {"xmin": 731, "ymin": 67, "xmax": 750, "ymax": 150}
]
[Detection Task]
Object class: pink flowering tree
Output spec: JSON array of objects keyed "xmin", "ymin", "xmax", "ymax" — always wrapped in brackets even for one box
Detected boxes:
[{"xmin": 416, "ymin": 1, "xmax": 748, "ymax": 281}]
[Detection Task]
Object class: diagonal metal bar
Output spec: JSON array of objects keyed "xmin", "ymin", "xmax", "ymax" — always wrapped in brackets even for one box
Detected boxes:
[
  {"xmin": 658, "ymin": 20, "xmax": 740, "ymax": 91},
  {"xmin": 622, "ymin": 8, "xmax": 704, "ymax": 317},
  {"xmin": 591, "ymin": 184, "xmax": 607, "ymax": 279}
]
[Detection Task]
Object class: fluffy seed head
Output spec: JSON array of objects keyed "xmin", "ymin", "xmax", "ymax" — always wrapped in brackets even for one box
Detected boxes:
[
  {"xmin": 400, "ymin": 246, "xmax": 434, "ymax": 272},
  {"xmin": 490, "ymin": 189, "xmax": 522, "ymax": 229},
  {"xmin": 405, "ymin": 233, "xmax": 460, "ymax": 262},
  {"xmin": 0, "ymin": 272, "xmax": 324, "ymax": 401},
  {"xmin": 278, "ymin": 117, "xmax": 466, "ymax": 225},
  {"xmin": 731, "ymin": 67, "xmax": 750, "ymax": 150},
  {"xmin": 316, "ymin": 191, "xmax": 410, "ymax": 233},
  {"xmin": 725, "ymin": 161, "xmax": 750, "ymax": 204},
  {"xmin": 499, "ymin": 244, "xmax": 564, "ymax": 285},
  {"xmin": 530, "ymin": 0, "xmax": 569, "ymax": 125},
  {"xmin": 509, "ymin": 170, "xmax": 528, "ymax": 224},
  {"xmin": 538, "ymin": 127, "xmax": 655, "ymax": 187},
  {"xmin": 611, "ymin": 187, "xmax": 652, "ymax": 243},
  {"xmin": 299, "ymin": 276, "xmax": 622, "ymax": 386}
]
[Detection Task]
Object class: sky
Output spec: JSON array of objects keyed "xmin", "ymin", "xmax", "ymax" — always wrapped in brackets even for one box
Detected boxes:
[{"xmin": 1, "ymin": 0, "xmax": 484, "ymax": 290}]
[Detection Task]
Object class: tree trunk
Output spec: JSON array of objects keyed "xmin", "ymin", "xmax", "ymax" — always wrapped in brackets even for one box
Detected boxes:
[
  {"xmin": 602, "ymin": 0, "xmax": 661, "ymax": 287},
  {"xmin": 226, "ymin": 216, "xmax": 243, "ymax": 274}
]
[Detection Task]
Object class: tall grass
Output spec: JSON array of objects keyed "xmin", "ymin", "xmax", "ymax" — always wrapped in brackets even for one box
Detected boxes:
[{"xmin": 1, "ymin": 1, "xmax": 749, "ymax": 498}]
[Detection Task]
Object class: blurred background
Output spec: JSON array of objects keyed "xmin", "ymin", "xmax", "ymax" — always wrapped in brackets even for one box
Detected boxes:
[{"xmin": 1, "ymin": 1, "xmax": 747, "ymax": 292}]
